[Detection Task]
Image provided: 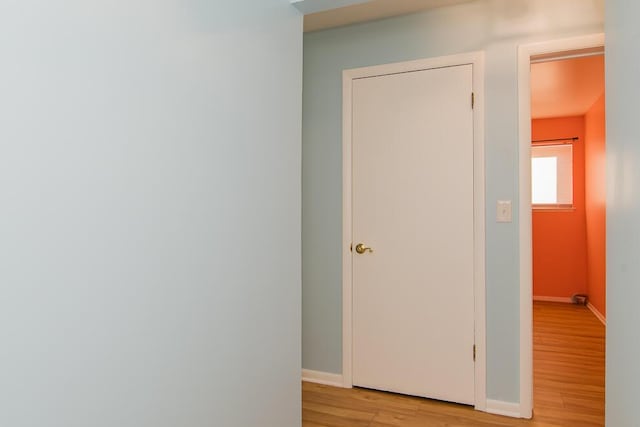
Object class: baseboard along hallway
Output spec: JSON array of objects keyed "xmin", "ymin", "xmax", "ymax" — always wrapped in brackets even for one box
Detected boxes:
[{"xmin": 302, "ymin": 301, "xmax": 605, "ymax": 426}]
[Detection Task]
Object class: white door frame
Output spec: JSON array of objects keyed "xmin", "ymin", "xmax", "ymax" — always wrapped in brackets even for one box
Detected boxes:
[
  {"xmin": 342, "ymin": 51, "xmax": 487, "ymax": 410},
  {"xmin": 517, "ymin": 33, "xmax": 605, "ymax": 419}
]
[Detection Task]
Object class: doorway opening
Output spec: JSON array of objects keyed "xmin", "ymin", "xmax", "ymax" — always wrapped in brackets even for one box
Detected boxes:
[{"xmin": 518, "ymin": 34, "xmax": 606, "ymax": 422}]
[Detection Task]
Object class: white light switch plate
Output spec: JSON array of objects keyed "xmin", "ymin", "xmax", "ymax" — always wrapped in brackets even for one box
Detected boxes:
[{"xmin": 497, "ymin": 200, "xmax": 512, "ymax": 223}]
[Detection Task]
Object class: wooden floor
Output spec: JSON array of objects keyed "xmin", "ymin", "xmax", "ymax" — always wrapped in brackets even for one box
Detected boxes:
[{"xmin": 302, "ymin": 302, "xmax": 605, "ymax": 426}]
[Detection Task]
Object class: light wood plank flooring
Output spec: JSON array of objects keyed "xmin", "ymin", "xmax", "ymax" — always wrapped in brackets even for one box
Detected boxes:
[{"xmin": 302, "ymin": 301, "xmax": 605, "ymax": 426}]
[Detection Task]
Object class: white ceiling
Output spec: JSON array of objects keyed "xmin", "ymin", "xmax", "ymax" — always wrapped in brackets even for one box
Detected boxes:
[
  {"xmin": 531, "ymin": 55, "xmax": 605, "ymax": 120},
  {"xmin": 304, "ymin": 0, "xmax": 474, "ymax": 33}
]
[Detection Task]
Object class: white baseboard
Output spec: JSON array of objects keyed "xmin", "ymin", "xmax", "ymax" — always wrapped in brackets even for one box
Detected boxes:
[
  {"xmin": 302, "ymin": 369, "xmax": 345, "ymax": 388},
  {"xmin": 587, "ymin": 302, "xmax": 606, "ymax": 326},
  {"xmin": 533, "ymin": 296, "xmax": 573, "ymax": 303},
  {"xmin": 485, "ymin": 399, "xmax": 523, "ymax": 418}
]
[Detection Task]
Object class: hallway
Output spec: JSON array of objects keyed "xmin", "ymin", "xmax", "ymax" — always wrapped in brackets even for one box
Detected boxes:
[{"xmin": 302, "ymin": 301, "xmax": 605, "ymax": 426}]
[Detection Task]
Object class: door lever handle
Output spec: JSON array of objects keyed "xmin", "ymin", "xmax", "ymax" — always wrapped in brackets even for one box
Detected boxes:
[{"xmin": 355, "ymin": 243, "xmax": 373, "ymax": 254}]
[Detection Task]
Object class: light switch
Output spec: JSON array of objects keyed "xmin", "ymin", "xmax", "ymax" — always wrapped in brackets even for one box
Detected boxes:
[{"xmin": 497, "ymin": 200, "xmax": 512, "ymax": 223}]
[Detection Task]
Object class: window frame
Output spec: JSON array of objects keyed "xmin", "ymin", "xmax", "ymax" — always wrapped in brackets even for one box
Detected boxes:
[{"xmin": 530, "ymin": 141, "xmax": 575, "ymax": 211}]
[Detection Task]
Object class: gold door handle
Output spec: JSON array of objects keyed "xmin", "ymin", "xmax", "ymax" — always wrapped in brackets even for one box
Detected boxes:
[{"xmin": 355, "ymin": 243, "xmax": 373, "ymax": 254}]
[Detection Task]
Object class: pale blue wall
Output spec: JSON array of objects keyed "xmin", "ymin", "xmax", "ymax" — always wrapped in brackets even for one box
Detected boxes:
[
  {"xmin": 292, "ymin": 0, "xmax": 371, "ymax": 14},
  {"xmin": 605, "ymin": 1, "xmax": 640, "ymax": 425},
  {"xmin": 302, "ymin": 0, "xmax": 603, "ymax": 403},
  {"xmin": 0, "ymin": 1, "xmax": 302, "ymax": 426}
]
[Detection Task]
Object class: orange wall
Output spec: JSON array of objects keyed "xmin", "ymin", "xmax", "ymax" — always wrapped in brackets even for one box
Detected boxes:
[
  {"xmin": 585, "ymin": 93, "xmax": 607, "ymax": 317},
  {"xmin": 532, "ymin": 116, "xmax": 588, "ymax": 298}
]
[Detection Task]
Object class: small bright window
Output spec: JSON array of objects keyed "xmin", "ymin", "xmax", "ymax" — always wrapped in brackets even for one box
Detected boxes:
[{"xmin": 531, "ymin": 144, "xmax": 573, "ymax": 207}]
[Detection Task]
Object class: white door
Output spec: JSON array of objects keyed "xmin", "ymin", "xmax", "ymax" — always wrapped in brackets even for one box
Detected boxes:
[{"xmin": 351, "ymin": 64, "xmax": 475, "ymax": 405}]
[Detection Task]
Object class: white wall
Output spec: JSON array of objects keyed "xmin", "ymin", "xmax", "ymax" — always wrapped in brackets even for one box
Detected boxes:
[
  {"xmin": 0, "ymin": 1, "xmax": 302, "ymax": 426},
  {"xmin": 302, "ymin": 0, "xmax": 603, "ymax": 404},
  {"xmin": 605, "ymin": 1, "xmax": 640, "ymax": 425}
]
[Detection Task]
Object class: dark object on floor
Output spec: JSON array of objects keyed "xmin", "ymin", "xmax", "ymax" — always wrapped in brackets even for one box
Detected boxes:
[{"xmin": 572, "ymin": 293, "xmax": 588, "ymax": 305}]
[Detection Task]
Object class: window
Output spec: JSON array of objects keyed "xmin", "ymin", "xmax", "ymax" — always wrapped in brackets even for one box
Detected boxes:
[{"xmin": 531, "ymin": 144, "xmax": 573, "ymax": 207}]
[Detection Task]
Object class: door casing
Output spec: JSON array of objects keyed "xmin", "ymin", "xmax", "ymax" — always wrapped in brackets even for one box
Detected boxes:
[
  {"xmin": 517, "ymin": 33, "xmax": 606, "ymax": 420},
  {"xmin": 341, "ymin": 51, "xmax": 487, "ymax": 411}
]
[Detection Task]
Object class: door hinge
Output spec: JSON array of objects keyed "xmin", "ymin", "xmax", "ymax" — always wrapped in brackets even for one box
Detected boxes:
[
  {"xmin": 473, "ymin": 344, "xmax": 476, "ymax": 362},
  {"xmin": 471, "ymin": 92, "xmax": 475, "ymax": 109}
]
